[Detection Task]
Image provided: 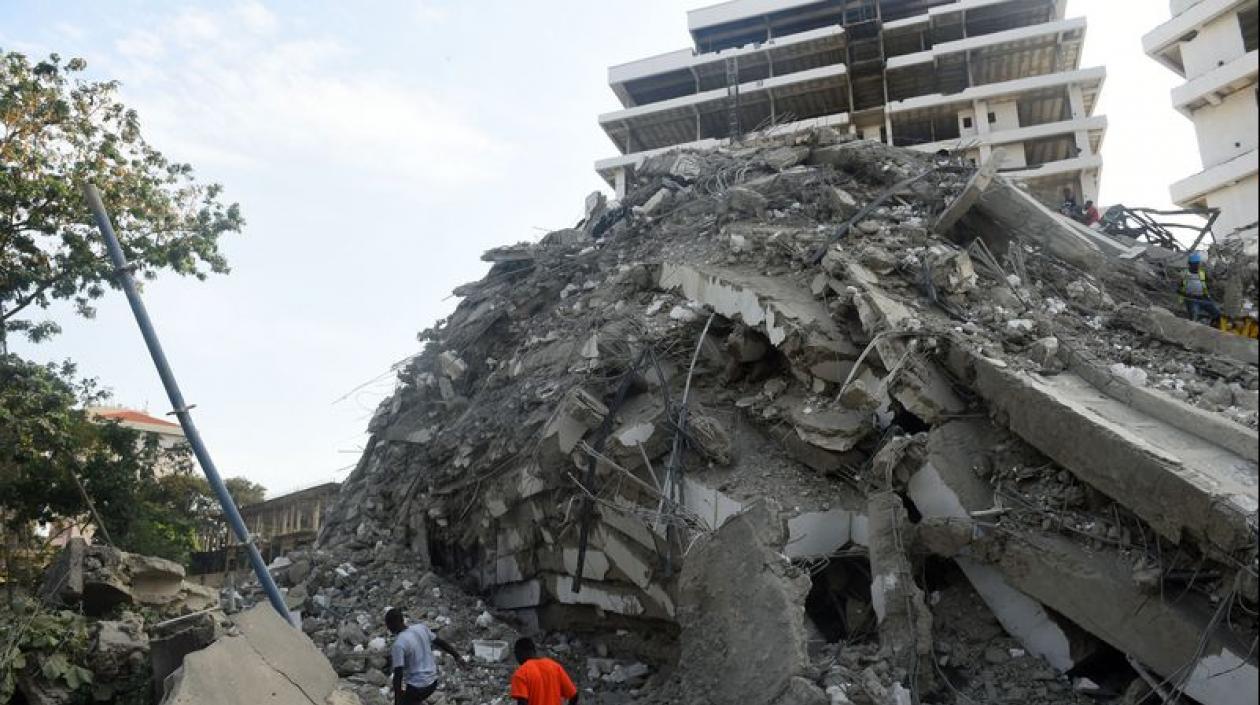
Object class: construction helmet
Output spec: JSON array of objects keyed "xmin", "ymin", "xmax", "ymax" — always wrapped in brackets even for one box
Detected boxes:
[{"xmin": 1188, "ymin": 251, "xmax": 1204, "ymax": 265}]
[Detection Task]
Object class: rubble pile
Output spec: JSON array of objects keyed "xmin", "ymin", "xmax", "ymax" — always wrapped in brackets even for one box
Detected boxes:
[
  {"xmin": 9, "ymin": 538, "xmax": 222, "ymax": 704},
  {"xmin": 267, "ymin": 547, "xmax": 665, "ymax": 705},
  {"xmin": 306, "ymin": 127, "xmax": 1258, "ymax": 705}
]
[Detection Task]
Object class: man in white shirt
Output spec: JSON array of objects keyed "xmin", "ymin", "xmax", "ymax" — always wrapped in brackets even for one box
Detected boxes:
[{"xmin": 386, "ymin": 607, "xmax": 464, "ymax": 704}]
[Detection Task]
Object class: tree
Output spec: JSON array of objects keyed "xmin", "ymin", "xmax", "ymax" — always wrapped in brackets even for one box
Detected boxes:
[
  {"xmin": 225, "ymin": 477, "xmax": 267, "ymax": 508},
  {"xmin": 0, "ymin": 356, "xmax": 268, "ymax": 566},
  {"xmin": 0, "ymin": 355, "xmax": 169, "ymax": 535},
  {"xmin": 0, "ymin": 50, "xmax": 242, "ymax": 347},
  {"xmin": 0, "ymin": 49, "xmax": 247, "ymax": 569}
]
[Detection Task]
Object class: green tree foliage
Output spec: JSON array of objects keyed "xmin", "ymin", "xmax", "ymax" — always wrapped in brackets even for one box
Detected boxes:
[
  {"xmin": 0, "ymin": 49, "xmax": 252, "ymax": 570},
  {"xmin": 0, "ymin": 604, "xmax": 94, "ymax": 703},
  {"xmin": 0, "ymin": 354, "xmax": 268, "ymax": 565},
  {"xmin": 0, "ymin": 50, "xmax": 242, "ymax": 344},
  {"xmin": 0, "ymin": 355, "xmax": 165, "ymax": 534}
]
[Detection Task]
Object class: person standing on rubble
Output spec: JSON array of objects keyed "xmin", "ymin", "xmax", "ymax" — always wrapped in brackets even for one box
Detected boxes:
[
  {"xmin": 510, "ymin": 637, "xmax": 580, "ymax": 705},
  {"xmin": 386, "ymin": 607, "xmax": 465, "ymax": 704},
  {"xmin": 1180, "ymin": 251, "xmax": 1221, "ymax": 323}
]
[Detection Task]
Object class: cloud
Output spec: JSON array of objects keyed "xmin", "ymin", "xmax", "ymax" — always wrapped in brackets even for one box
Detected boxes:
[
  {"xmin": 235, "ymin": 1, "xmax": 278, "ymax": 34},
  {"xmin": 115, "ymin": 30, "xmax": 164, "ymax": 60},
  {"xmin": 54, "ymin": 23, "xmax": 85, "ymax": 40},
  {"xmin": 412, "ymin": 1, "xmax": 448, "ymax": 23},
  {"xmin": 106, "ymin": 5, "xmax": 500, "ymax": 190}
]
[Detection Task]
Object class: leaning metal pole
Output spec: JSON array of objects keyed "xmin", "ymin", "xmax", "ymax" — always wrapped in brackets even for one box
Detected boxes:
[{"xmin": 82, "ymin": 183, "xmax": 292, "ymax": 624}]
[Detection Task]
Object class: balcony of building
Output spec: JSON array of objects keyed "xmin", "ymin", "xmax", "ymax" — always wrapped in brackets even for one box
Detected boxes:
[
  {"xmin": 885, "ymin": 16, "xmax": 1085, "ymax": 103},
  {"xmin": 609, "ymin": 25, "xmax": 847, "ymax": 108},
  {"xmin": 599, "ymin": 63, "xmax": 850, "ymax": 154},
  {"xmin": 883, "ymin": 0, "xmax": 1063, "ymax": 56},
  {"xmin": 1143, "ymin": 0, "xmax": 1257, "ymax": 78},
  {"xmin": 1171, "ymin": 49, "xmax": 1258, "ymax": 116}
]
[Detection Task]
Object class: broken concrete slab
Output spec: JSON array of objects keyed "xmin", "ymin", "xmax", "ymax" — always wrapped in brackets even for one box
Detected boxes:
[
  {"xmin": 42, "ymin": 539, "xmax": 188, "ymax": 616},
  {"xmin": 657, "ymin": 263, "xmax": 846, "ymax": 353},
  {"xmin": 161, "ymin": 604, "xmax": 350, "ymax": 705},
  {"xmin": 948, "ymin": 343, "xmax": 1258, "ymax": 562},
  {"xmin": 910, "ymin": 419, "xmax": 1258, "ymax": 705},
  {"xmin": 968, "ymin": 175, "xmax": 1108, "ymax": 273},
  {"xmin": 150, "ymin": 611, "xmax": 220, "ymax": 702},
  {"xmin": 1061, "ymin": 343, "xmax": 1259, "ymax": 463},
  {"xmin": 992, "ymin": 530, "xmax": 1258, "ymax": 705},
  {"xmin": 791, "ymin": 404, "xmax": 872, "ymax": 453},
  {"xmin": 907, "ymin": 421, "xmax": 1098, "ymax": 672},
  {"xmin": 934, "ymin": 149, "xmax": 1005, "ymax": 234},
  {"xmin": 1115, "ymin": 304, "xmax": 1259, "ymax": 366},
  {"xmin": 677, "ymin": 502, "xmax": 825, "ymax": 705}
]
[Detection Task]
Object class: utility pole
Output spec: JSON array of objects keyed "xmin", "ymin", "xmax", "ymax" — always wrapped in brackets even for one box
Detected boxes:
[{"xmin": 81, "ymin": 183, "xmax": 292, "ymax": 625}]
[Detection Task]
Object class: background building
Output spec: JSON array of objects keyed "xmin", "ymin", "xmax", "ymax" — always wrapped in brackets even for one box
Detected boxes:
[
  {"xmin": 191, "ymin": 481, "xmax": 341, "ymax": 577},
  {"xmin": 46, "ymin": 407, "xmax": 190, "ymax": 547},
  {"xmin": 88, "ymin": 406, "xmax": 188, "ymax": 477},
  {"xmin": 1144, "ymin": 0, "xmax": 1259, "ymax": 244},
  {"xmin": 597, "ymin": 0, "xmax": 1107, "ymax": 205}
]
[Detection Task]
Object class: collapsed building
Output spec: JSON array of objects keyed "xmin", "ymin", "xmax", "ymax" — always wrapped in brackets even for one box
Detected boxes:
[
  {"xmin": 18, "ymin": 118, "xmax": 1257, "ymax": 705},
  {"xmin": 308, "ymin": 123, "xmax": 1259, "ymax": 705}
]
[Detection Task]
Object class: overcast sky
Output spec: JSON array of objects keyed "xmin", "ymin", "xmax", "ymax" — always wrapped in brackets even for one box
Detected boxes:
[{"xmin": 3, "ymin": 1, "xmax": 1198, "ymax": 497}]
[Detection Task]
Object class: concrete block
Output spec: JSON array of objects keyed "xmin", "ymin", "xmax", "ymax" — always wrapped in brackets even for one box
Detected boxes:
[
  {"xmin": 791, "ymin": 406, "xmax": 872, "ymax": 452},
  {"xmin": 161, "ymin": 604, "xmax": 338, "ymax": 705},
  {"xmin": 493, "ymin": 580, "xmax": 543, "ymax": 610},
  {"xmin": 682, "ymin": 476, "xmax": 744, "ymax": 531},
  {"xmin": 550, "ymin": 575, "xmax": 645, "ymax": 617},
  {"xmin": 784, "ymin": 509, "xmax": 858, "ymax": 559},
  {"xmin": 599, "ymin": 503, "xmax": 658, "ymax": 552},
  {"xmin": 677, "ymin": 502, "xmax": 813, "ymax": 705},
  {"xmin": 562, "ymin": 548, "xmax": 610, "ymax": 581},
  {"xmin": 600, "ymin": 528, "xmax": 654, "ymax": 589}
]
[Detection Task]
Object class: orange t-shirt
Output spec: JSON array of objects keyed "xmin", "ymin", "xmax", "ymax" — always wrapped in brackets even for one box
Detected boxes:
[{"xmin": 510, "ymin": 657, "xmax": 578, "ymax": 704}]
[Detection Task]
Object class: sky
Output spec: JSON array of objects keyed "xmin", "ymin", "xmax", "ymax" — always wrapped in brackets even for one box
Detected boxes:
[{"xmin": 2, "ymin": 0, "xmax": 1198, "ymax": 497}]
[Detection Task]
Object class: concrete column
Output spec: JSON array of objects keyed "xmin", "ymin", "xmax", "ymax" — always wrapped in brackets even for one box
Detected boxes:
[
  {"xmin": 614, "ymin": 167, "xmax": 629, "ymax": 199},
  {"xmin": 1067, "ymin": 84, "xmax": 1091, "ymax": 159},
  {"xmin": 973, "ymin": 100, "xmax": 993, "ymax": 161},
  {"xmin": 1080, "ymin": 171, "xmax": 1099, "ymax": 204},
  {"xmin": 868, "ymin": 491, "xmax": 934, "ymax": 695}
]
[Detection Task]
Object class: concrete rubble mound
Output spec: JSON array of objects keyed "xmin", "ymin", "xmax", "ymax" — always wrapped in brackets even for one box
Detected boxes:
[{"xmin": 299, "ymin": 127, "xmax": 1257, "ymax": 705}]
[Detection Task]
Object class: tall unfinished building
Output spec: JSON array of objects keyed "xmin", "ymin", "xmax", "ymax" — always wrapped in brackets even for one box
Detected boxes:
[
  {"xmin": 1144, "ymin": 0, "xmax": 1259, "ymax": 242},
  {"xmin": 596, "ymin": 0, "xmax": 1106, "ymax": 205}
]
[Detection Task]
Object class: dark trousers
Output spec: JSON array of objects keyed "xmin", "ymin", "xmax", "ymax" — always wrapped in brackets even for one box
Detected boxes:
[
  {"xmin": 400, "ymin": 681, "xmax": 439, "ymax": 704},
  {"xmin": 1185, "ymin": 298, "xmax": 1221, "ymax": 323}
]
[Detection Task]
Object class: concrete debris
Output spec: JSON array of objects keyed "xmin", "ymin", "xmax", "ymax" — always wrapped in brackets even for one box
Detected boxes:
[
  {"xmin": 41, "ymin": 537, "xmax": 215, "ymax": 616},
  {"xmin": 672, "ymin": 502, "xmax": 825, "ymax": 705},
  {"xmin": 161, "ymin": 604, "xmax": 358, "ymax": 705},
  {"xmin": 279, "ymin": 126, "xmax": 1255, "ymax": 705}
]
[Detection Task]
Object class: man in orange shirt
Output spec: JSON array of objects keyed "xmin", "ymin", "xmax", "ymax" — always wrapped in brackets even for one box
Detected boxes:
[{"xmin": 509, "ymin": 638, "xmax": 580, "ymax": 705}]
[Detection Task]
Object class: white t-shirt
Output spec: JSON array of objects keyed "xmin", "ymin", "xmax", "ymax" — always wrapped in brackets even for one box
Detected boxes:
[{"xmin": 391, "ymin": 623, "xmax": 438, "ymax": 689}]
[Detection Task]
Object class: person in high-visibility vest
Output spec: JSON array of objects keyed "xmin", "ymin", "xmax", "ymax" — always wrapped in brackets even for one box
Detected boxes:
[{"xmin": 1180, "ymin": 251, "xmax": 1221, "ymax": 323}]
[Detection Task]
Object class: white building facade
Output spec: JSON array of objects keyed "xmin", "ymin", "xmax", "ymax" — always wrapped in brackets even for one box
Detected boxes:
[
  {"xmin": 597, "ymin": 0, "xmax": 1107, "ymax": 205},
  {"xmin": 1144, "ymin": 0, "xmax": 1259, "ymax": 241}
]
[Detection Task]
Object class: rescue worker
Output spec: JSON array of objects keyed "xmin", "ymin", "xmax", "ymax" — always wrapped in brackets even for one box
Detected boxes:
[
  {"xmin": 510, "ymin": 637, "xmax": 579, "ymax": 705},
  {"xmin": 386, "ymin": 607, "xmax": 465, "ymax": 705},
  {"xmin": 1180, "ymin": 251, "xmax": 1221, "ymax": 323}
]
